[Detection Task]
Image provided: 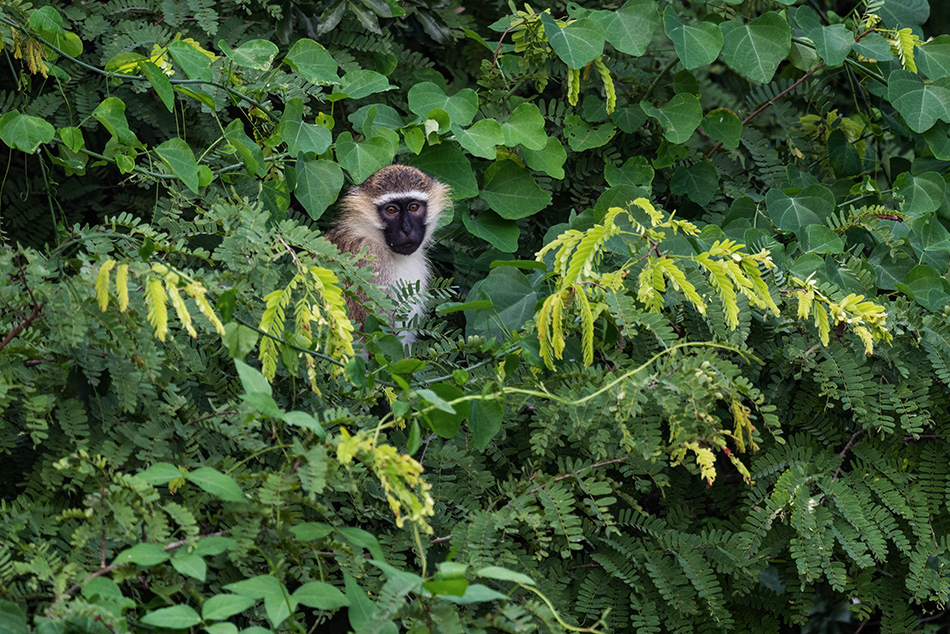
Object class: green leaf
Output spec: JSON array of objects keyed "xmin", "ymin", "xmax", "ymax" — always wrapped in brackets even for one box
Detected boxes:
[
  {"xmin": 469, "ymin": 398, "xmax": 503, "ymax": 451},
  {"xmin": 852, "ymin": 33, "xmax": 892, "ymax": 62},
  {"xmin": 466, "ymin": 267, "xmax": 539, "ymax": 340},
  {"xmin": 803, "ymin": 224, "xmax": 844, "ymax": 253},
  {"xmin": 295, "ymin": 159, "xmax": 344, "ymax": 221},
  {"xmin": 827, "ymin": 128, "xmax": 862, "ymax": 177},
  {"xmin": 523, "ymin": 136, "xmax": 567, "ymax": 179},
  {"xmin": 591, "ymin": 0, "xmax": 660, "ymax": 57},
  {"xmin": 640, "ymin": 93, "xmax": 702, "ymax": 143},
  {"xmin": 28, "ymin": 6, "xmax": 64, "ymax": 38},
  {"xmin": 894, "ymin": 171, "xmax": 946, "ymax": 216},
  {"xmin": 0, "ymin": 110, "xmax": 54, "ymax": 153},
  {"xmin": 290, "ymin": 522, "xmax": 334, "ymax": 541},
  {"xmin": 278, "ymin": 98, "xmax": 332, "ymax": 157},
  {"xmin": 202, "ymin": 594, "xmax": 258, "ymax": 621},
  {"xmin": 794, "ymin": 6, "xmax": 853, "ymax": 67},
  {"xmin": 224, "ymin": 119, "xmax": 265, "ymax": 177},
  {"xmin": 540, "ymin": 13, "xmax": 605, "ymax": 69},
  {"xmin": 225, "ymin": 575, "xmax": 284, "ymax": 599},
  {"xmin": 293, "ymin": 582, "xmax": 349, "ymax": 610},
  {"xmin": 140, "ymin": 62, "xmax": 174, "ymax": 112},
  {"xmin": 918, "ymin": 35, "xmax": 950, "ymax": 79},
  {"xmin": 137, "ymin": 462, "xmax": 182, "ymax": 485},
  {"xmin": 463, "ymin": 209, "xmax": 520, "ymax": 253},
  {"xmin": 563, "ymin": 115, "xmax": 617, "ymax": 151},
  {"xmin": 440, "ymin": 584, "xmax": 508, "ymax": 604},
  {"xmin": 234, "ymin": 358, "xmax": 272, "ymax": 395},
  {"xmin": 141, "ymin": 605, "xmax": 201, "ymax": 629},
  {"xmin": 765, "ymin": 184, "xmax": 835, "ymax": 234},
  {"xmin": 281, "ymin": 410, "xmax": 326, "ymax": 439},
  {"xmin": 481, "ymin": 160, "xmax": 552, "ymax": 220},
  {"xmin": 334, "ymin": 70, "xmax": 392, "ymax": 100},
  {"xmin": 222, "ymin": 322, "xmax": 258, "ymax": 361},
  {"xmin": 218, "ymin": 39, "xmax": 278, "ymax": 70},
  {"xmin": 192, "ymin": 536, "xmax": 237, "ymax": 557},
  {"xmin": 502, "ymin": 102, "xmax": 547, "ymax": 151},
  {"xmin": 155, "ymin": 138, "xmax": 200, "ymax": 193},
  {"xmin": 284, "ymin": 39, "xmax": 340, "ymax": 85},
  {"xmin": 113, "ymin": 543, "xmax": 170, "ymax": 566},
  {"xmin": 185, "ymin": 467, "xmax": 245, "ymax": 502},
  {"xmin": 171, "ymin": 552, "xmax": 207, "ymax": 581},
  {"xmin": 345, "ymin": 572, "xmax": 397, "ymax": 634},
  {"xmin": 720, "ymin": 13, "xmax": 791, "ymax": 83},
  {"xmin": 702, "ymin": 108, "xmax": 742, "ymax": 148},
  {"xmin": 924, "ymin": 122, "xmax": 950, "ymax": 160},
  {"xmin": 887, "ymin": 70, "xmax": 950, "ymax": 133},
  {"xmin": 335, "ymin": 131, "xmax": 395, "ymax": 183},
  {"xmin": 611, "ymin": 105, "xmax": 648, "ymax": 133},
  {"xmin": 338, "ymin": 526, "xmax": 386, "ymax": 561},
  {"xmin": 407, "ymin": 82, "xmax": 478, "ymax": 127},
  {"xmin": 912, "ymin": 213, "xmax": 950, "ymax": 252},
  {"xmin": 168, "ymin": 40, "xmax": 213, "ymax": 82},
  {"xmin": 477, "ymin": 565, "xmax": 536, "ymax": 585},
  {"xmin": 92, "ymin": 97, "xmax": 138, "ymax": 147},
  {"xmin": 670, "ymin": 161, "xmax": 718, "ymax": 206},
  {"xmin": 421, "ymin": 383, "xmax": 469, "ymax": 439},
  {"xmin": 605, "ymin": 156, "xmax": 654, "ymax": 188},
  {"xmin": 455, "ymin": 119, "xmax": 503, "ymax": 159},
  {"xmin": 405, "ymin": 144, "xmax": 478, "ymax": 200},
  {"xmin": 663, "ymin": 7, "xmax": 723, "ymax": 70}
]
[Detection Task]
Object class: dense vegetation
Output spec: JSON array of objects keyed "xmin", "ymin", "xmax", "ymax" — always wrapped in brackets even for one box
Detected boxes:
[{"xmin": 2, "ymin": 0, "xmax": 950, "ymax": 631}]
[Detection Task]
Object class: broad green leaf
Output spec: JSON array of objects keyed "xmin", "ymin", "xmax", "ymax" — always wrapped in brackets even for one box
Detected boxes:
[
  {"xmin": 640, "ymin": 93, "xmax": 702, "ymax": 143},
  {"xmin": 194, "ymin": 536, "xmax": 238, "ymax": 557},
  {"xmin": 185, "ymin": 467, "xmax": 245, "ymax": 502},
  {"xmin": 168, "ymin": 40, "xmax": 213, "ymax": 82},
  {"xmin": 469, "ymin": 398, "xmax": 503, "ymax": 451},
  {"xmin": 223, "ymin": 322, "xmax": 260, "ymax": 360},
  {"xmin": 155, "ymin": 138, "xmax": 200, "ymax": 193},
  {"xmin": 345, "ymin": 572, "xmax": 397, "ymax": 634},
  {"xmin": 0, "ymin": 110, "xmax": 54, "ymax": 153},
  {"xmin": 455, "ymin": 119, "xmax": 503, "ymax": 159},
  {"xmin": 591, "ymin": 0, "xmax": 660, "ymax": 57},
  {"xmin": 912, "ymin": 213, "xmax": 950, "ymax": 252},
  {"xmin": 563, "ymin": 115, "xmax": 617, "ymax": 151},
  {"xmin": 170, "ymin": 552, "xmax": 206, "ymax": 581},
  {"xmin": 720, "ymin": 13, "xmax": 791, "ymax": 83},
  {"xmin": 702, "ymin": 108, "xmax": 742, "ymax": 148},
  {"xmin": 28, "ymin": 6, "xmax": 64, "ymax": 38},
  {"xmin": 137, "ymin": 462, "xmax": 183, "ymax": 485},
  {"xmin": 605, "ymin": 156, "xmax": 654, "ymax": 188},
  {"xmin": 293, "ymin": 582, "xmax": 349, "ymax": 610},
  {"xmin": 523, "ymin": 136, "xmax": 567, "ymax": 179},
  {"xmin": 765, "ymin": 184, "xmax": 835, "ymax": 234},
  {"xmin": 887, "ymin": 70, "xmax": 950, "ymax": 133},
  {"xmin": 224, "ymin": 575, "xmax": 284, "ymax": 599},
  {"xmin": 477, "ymin": 566, "xmax": 536, "ymax": 586},
  {"xmin": 924, "ymin": 122, "xmax": 950, "ymax": 160},
  {"xmin": 438, "ymin": 584, "xmax": 507, "ymax": 604},
  {"xmin": 141, "ymin": 605, "xmax": 201, "ymax": 629},
  {"xmin": 173, "ymin": 85, "xmax": 216, "ymax": 109},
  {"xmin": 202, "ymin": 594, "xmax": 258, "ymax": 621},
  {"xmin": 878, "ymin": 2, "xmax": 930, "ymax": 30},
  {"xmin": 290, "ymin": 522, "xmax": 334, "ymax": 541},
  {"xmin": 334, "ymin": 132, "xmax": 394, "ymax": 183},
  {"xmin": 218, "ymin": 39, "xmax": 278, "ymax": 70},
  {"xmin": 422, "ymin": 382, "xmax": 470, "ymax": 439},
  {"xmin": 92, "ymin": 97, "xmax": 138, "ymax": 147},
  {"xmin": 285, "ymin": 38, "xmax": 340, "ymax": 85},
  {"xmin": 333, "ymin": 69, "xmax": 392, "ymax": 100},
  {"xmin": 113, "ymin": 543, "xmax": 169, "ymax": 566},
  {"xmin": 224, "ymin": 119, "xmax": 265, "ymax": 177},
  {"xmin": 502, "ymin": 102, "xmax": 547, "ymax": 151},
  {"xmin": 663, "ymin": 7, "xmax": 723, "ymax": 70},
  {"xmin": 204, "ymin": 624, "xmax": 238, "ymax": 634},
  {"xmin": 349, "ymin": 103, "xmax": 404, "ymax": 131},
  {"xmin": 234, "ymin": 358, "xmax": 271, "ymax": 395},
  {"xmin": 278, "ymin": 98, "xmax": 332, "ymax": 157},
  {"xmin": 338, "ymin": 527, "xmax": 386, "ymax": 560},
  {"xmin": 794, "ymin": 6, "xmax": 853, "ymax": 67},
  {"xmin": 803, "ymin": 224, "xmax": 844, "ymax": 253},
  {"xmin": 670, "ymin": 161, "xmax": 718, "ymax": 206},
  {"xmin": 407, "ymin": 82, "xmax": 478, "ymax": 127},
  {"xmin": 463, "ymin": 210, "xmax": 520, "ymax": 252},
  {"xmin": 481, "ymin": 160, "xmax": 551, "ymax": 219},
  {"xmin": 465, "ymin": 267, "xmax": 539, "ymax": 340},
  {"xmin": 918, "ymin": 35, "xmax": 950, "ymax": 79},
  {"xmin": 281, "ymin": 410, "xmax": 326, "ymax": 439},
  {"xmin": 140, "ymin": 61, "xmax": 174, "ymax": 112},
  {"xmin": 827, "ymin": 129, "xmax": 862, "ymax": 177},
  {"xmin": 611, "ymin": 104, "xmax": 648, "ymax": 133},
  {"xmin": 852, "ymin": 32, "xmax": 892, "ymax": 62},
  {"xmin": 894, "ymin": 171, "xmax": 946, "ymax": 216},
  {"xmin": 540, "ymin": 13, "xmax": 605, "ymax": 69},
  {"xmin": 59, "ymin": 127, "xmax": 84, "ymax": 153},
  {"xmin": 405, "ymin": 144, "xmax": 478, "ymax": 200}
]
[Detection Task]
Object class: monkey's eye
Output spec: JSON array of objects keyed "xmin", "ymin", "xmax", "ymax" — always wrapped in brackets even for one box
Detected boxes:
[
  {"xmin": 384, "ymin": 204, "xmax": 399, "ymax": 215},
  {"xmin": 407, "ymin": 202, "xmax": 421, "ymax": 213}
]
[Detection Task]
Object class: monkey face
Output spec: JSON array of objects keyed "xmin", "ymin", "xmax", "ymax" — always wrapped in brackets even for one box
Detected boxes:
[{"xmin": 377, "ymin": 196, "xmax": 428, "ymax": 255}]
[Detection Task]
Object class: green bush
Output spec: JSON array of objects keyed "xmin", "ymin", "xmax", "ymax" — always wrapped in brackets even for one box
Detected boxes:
[{"xmin": 1, "ymin": 0, "xmax": 950, "ymax": 632}]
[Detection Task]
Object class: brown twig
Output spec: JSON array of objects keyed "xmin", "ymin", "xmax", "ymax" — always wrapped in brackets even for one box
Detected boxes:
[
  {"xmin": 0, "ymin": 300, "xmax": 45, "ymax": 352},
  {"xmin": 832, "ymin": 430, "xmax": 865, "ymax": 481}
]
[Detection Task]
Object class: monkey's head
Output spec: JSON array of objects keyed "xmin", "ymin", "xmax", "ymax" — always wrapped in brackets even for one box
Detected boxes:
[{"xmin": 342, "ymin": 165, "xmax": 450, "ymax": 256}]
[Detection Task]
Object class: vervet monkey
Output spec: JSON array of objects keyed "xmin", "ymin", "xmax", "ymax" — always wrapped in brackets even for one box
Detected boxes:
[{"xmin": 326, "ymin": 165, "xmax": 450, "ymax": 345}]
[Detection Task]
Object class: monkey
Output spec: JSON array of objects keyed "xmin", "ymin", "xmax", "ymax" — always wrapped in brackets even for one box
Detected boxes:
[{"xmin": 325, "ymin": 164, "xmax": 451, "ymax": 346}]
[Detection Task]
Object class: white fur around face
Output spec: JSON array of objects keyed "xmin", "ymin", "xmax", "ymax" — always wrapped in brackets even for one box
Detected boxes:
[{"xmin": 372, "ymin": 190, "xmax": 430, "ymax": 206}]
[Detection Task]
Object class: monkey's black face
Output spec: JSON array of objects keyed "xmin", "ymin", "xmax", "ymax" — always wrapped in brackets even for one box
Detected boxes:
[{"xmin": 378, "ymin": 197, "xmax": 428, "ymax": 255}]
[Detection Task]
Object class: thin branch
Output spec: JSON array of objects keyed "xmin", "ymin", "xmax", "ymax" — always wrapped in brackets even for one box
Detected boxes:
[
  {"xmin": 832, "ymin": 430, "xmax": 865, "ymax": 481},
  {"xmin": 0, "ymin": 300, "xmax": 45, "ymax": 352}
]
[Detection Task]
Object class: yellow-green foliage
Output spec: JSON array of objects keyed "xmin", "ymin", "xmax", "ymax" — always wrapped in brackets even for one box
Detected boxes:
[
  {"xmin": 258, "ymin": 261, "xmax": 355, "ymax": 387},
  {"xmin": 793, "ymin": 274, "xmax": 891, "ymax": 354},
  {"xmin": 535, "ymin": 198, "xmax": 779, "ymax": 369}
]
